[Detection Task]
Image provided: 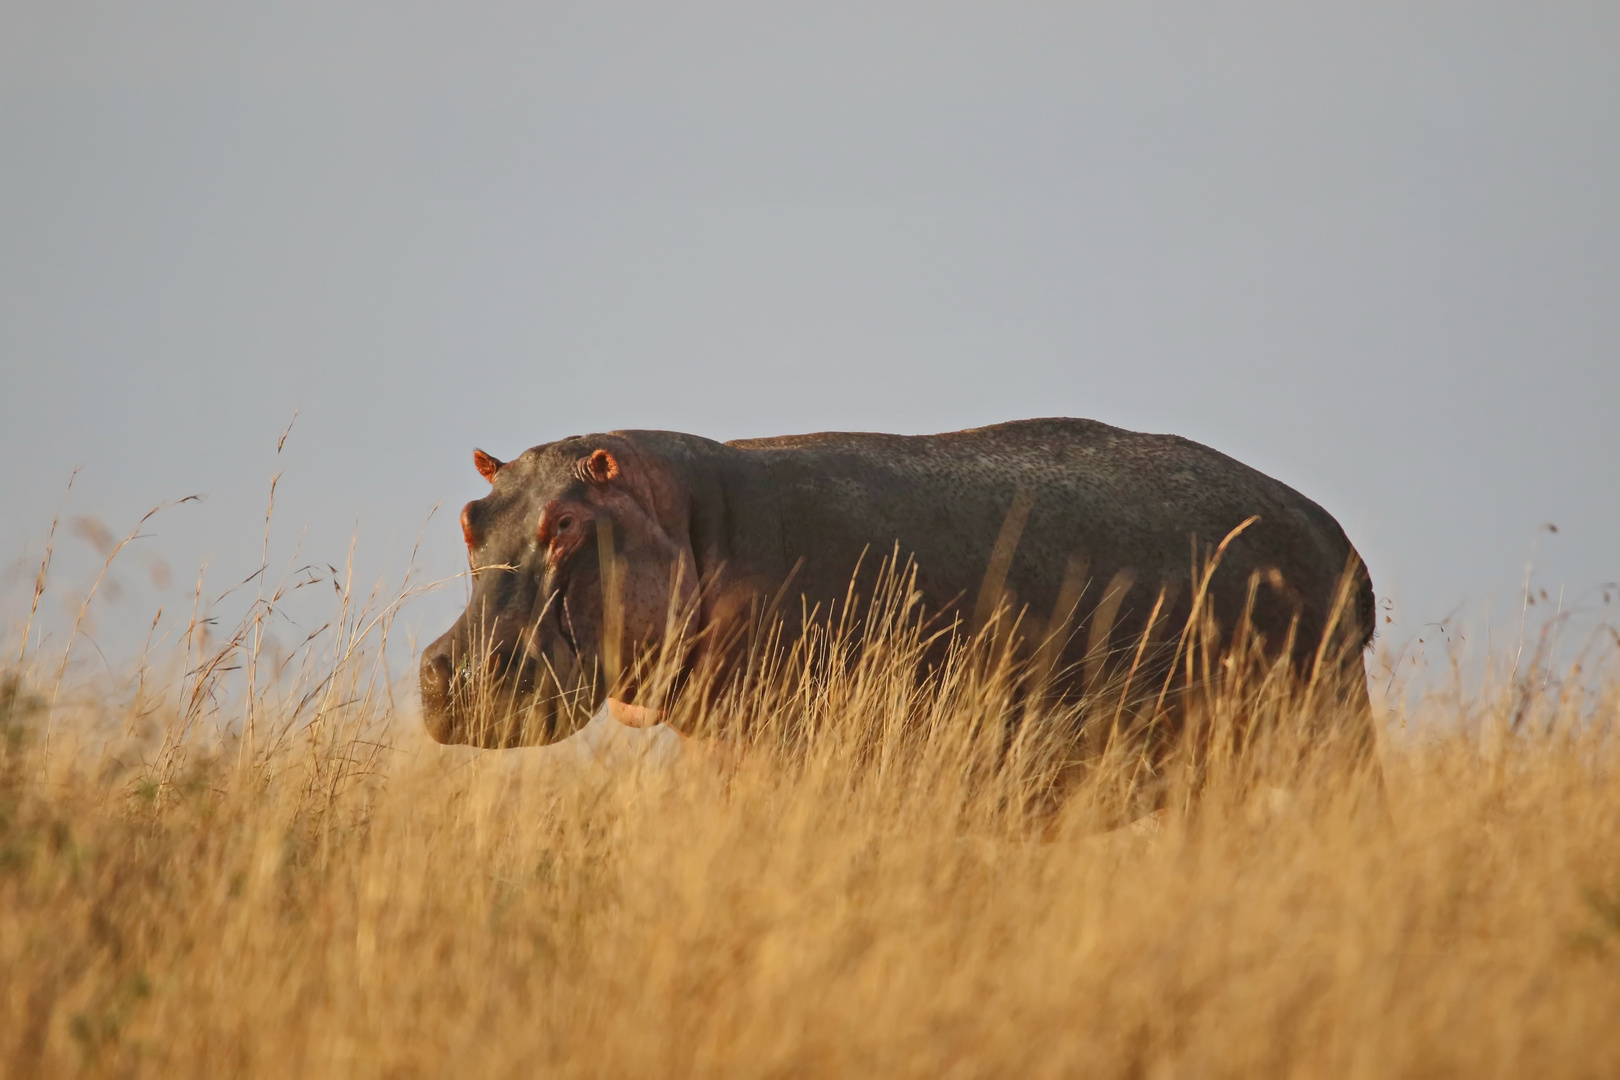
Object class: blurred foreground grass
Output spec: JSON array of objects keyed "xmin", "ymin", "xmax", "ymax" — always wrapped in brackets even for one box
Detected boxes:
[{"xmin": 3, "ymin": 562, "xmax": 1620, "ymax": 1079}]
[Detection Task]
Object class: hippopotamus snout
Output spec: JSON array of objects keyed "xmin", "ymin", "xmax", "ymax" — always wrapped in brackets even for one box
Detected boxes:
[{"xmin": 419, "ymin": 610, "xmax": 582, "ymax": 748}]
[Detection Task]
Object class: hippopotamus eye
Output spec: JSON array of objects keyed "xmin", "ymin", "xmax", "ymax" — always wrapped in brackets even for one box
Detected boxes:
[{"xmin": 537, "ymin": 501, "xmax": 587, "ymax": 555}]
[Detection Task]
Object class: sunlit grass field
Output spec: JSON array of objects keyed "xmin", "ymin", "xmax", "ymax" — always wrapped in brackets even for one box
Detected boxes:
[{"xmin": 4, "ymin": 530, "xmax": 1620, "ymax": 1078}]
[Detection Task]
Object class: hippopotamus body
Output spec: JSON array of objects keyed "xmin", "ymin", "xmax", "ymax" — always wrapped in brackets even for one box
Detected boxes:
[{"xmin": 419, "ymin": 418, "xmax": 1374, "ymax": 747}]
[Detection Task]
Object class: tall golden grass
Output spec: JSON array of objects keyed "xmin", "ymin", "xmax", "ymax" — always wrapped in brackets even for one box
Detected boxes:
[{"xmin": 3, "ymin": 518, "xmax": 1620, "ymax": 1079}]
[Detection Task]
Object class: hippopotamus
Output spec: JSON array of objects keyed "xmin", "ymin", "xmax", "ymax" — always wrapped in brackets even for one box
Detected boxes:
[{"xmin": 419, "ymin": 418, "xmax": 1374, "ymax": 749}]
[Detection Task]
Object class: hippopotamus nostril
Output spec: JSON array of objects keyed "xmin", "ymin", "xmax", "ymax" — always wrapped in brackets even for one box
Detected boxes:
[
  {"xmin": 420, "ymin": 652, "xmax": 457, "ymax": 742},
  {"xmin": 421, "ymin": 652, "xmax": 451, "ymax": 691}
]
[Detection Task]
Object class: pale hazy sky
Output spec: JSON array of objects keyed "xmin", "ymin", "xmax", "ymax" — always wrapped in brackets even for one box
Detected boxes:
[{"xmin": 2, "ymin": 2, "xmax": 1616, "ymax": 670}]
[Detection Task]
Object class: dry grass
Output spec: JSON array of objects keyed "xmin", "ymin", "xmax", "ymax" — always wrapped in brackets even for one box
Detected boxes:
[{"xmin": 4, "ymin": 541, "xmax": 1620, "ymax": 1079}]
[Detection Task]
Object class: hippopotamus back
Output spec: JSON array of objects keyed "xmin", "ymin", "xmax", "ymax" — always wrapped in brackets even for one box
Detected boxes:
[{"xmin": 723, "ymin": 417, "xmax": 1371, "ymax": 665}]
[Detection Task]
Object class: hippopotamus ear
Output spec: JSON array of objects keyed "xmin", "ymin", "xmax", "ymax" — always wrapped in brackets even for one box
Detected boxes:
[
  {"xmin": 473, "ymin": 448, "xmax": 504, "ymax": 484},
  {"xmin": 579, "ymin": 449, "xmax": 620, "ymax": 485}
]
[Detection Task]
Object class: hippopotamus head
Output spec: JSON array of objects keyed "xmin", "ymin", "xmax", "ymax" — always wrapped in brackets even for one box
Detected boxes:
[{"xmin": 418, "ymin": 435, "xmax": 700, "ymax": 746}]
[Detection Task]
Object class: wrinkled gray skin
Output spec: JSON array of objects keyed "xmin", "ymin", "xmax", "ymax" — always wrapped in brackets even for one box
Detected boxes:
[{"xmin": 419, "ymin": 418, "xmax": 1374, "ymax": 748}]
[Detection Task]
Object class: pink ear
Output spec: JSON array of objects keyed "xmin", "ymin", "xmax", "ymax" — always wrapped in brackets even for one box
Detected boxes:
[
  {"xmin": 581, "ymin": 449, "xmax": 620, "ymax": 484},
  {"xmin": 473, "ymin": 448, "xmax": 504, "ymax": 483}
]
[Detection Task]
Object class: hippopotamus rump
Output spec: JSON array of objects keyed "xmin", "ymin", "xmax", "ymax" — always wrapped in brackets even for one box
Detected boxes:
[{"xmin": 419, "ymin": 418, "xmax": 1374, "ymax": 748}]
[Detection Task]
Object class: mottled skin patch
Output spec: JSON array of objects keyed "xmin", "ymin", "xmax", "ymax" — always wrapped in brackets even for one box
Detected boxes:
[{"xmin": 419, "ymin": 418, "xmax": 1375, "ymax": 748}]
